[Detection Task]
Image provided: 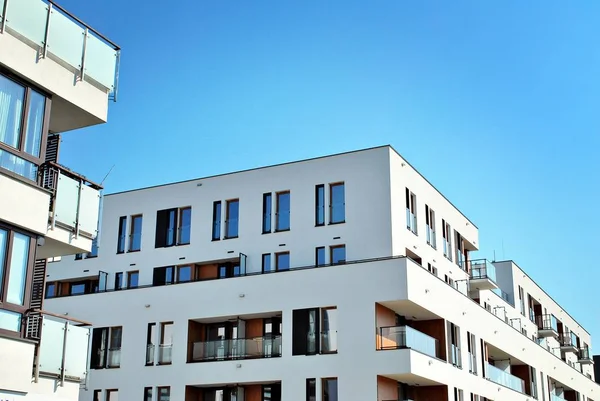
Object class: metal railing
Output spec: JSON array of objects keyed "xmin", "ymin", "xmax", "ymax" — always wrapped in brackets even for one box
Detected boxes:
[
  {"xmin": 158, "ymin": 344, "xmax": 172, "ymax": 364},
  {"xmin": 377, "ymin": 326, "xmax": 438, "ymax": 358},
  {"xmin": 0, "ymin": 0, "xmax": 121, "ymax": 98},
  {"xmin": 536, "ymin": 314, "xmax": 558, "ymax": 332},
  {"xmin": 559, "ymin": 332, "xmax": 577, "ymax": 348},
  {"xmin": 485, "ymin": 363, "xmax": 525, "ymax": 393},
  {"xmin": 579, "ymin": 347, "xmax": 592, "ymax": 360},
  {"xmin": 469, "ymin": 259, "xmax": 497, "ymax": 282},
  {"xmin": 191, "ymin": 335, "xmax": 282, "ymax": 362}
]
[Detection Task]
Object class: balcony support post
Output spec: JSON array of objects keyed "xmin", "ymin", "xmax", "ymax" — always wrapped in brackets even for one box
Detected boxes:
[
  {"xmin": 0, "ymin": 0, "xmax": 7, "ymax": 34},
  {"xmin": 60, "ymin": 320, "xmax": 68, "ymax": 387},
  {"xmin": 74, "ymin": 178, "xmax": 83, "ymax": 238},
  {"xmin": 42, "ymin": 3, "xmax": 52, "ymax": 58},
  {"xmin": 79, "ymin": 27, "xmax": 88, "ymax": 81}
]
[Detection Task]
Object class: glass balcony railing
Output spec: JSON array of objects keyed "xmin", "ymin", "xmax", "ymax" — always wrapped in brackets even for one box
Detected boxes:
[
  {"xmin": 0, "ymin": 0, "xmax": 120, "ymax": 97},
  {"xmin": 158, "ymin": 344, "xmax": 172, "ymax": 364},
  {"xmin": 426, "ymin": 226, "xmax": 436, "ymax": 248},
  {"xmin": 492, "ymin": 288, "xmax": 513, "ymax": 305},
  {"xmin": 559, "ymin": 332, "xmax": 578, "ymax": 348},
  {"xmin": 536, "ymin": 314, "xmax": 558, "ymax": 332},
  {"xmin": 450, "ymin": 344, "xmax": 462, "ymax": 367},
  {"xmin": 550, "ymin": 393, "xmax": 567, "ymax": 401},
  {"xmin": 106, "ymin": 348, "xmax": 121, "ymax": 368},
  {"xmin": 579, "ymin": 347, "xmax": 592, "ymax": 361},
  {"xmin": 377, "ymin": 326, "xmax": 438, "ymax": 358},
  {"xmin": 485, "ymin": 363, "xmax": 525, "ymax": 393},
  {"xmin": 38, "ymin": 162, "xmax": 102, "ymax": 239},
  {"xmin": 469, "ymin": 259, "xmax": 497, "ymax": 282},
  {"xmin": 191, "ymin": 335, "xmax": 282, "ymax": 362}
]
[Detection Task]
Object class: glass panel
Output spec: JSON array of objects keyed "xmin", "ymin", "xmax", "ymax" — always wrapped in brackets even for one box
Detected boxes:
[
  {"xmin": 98, "ymin": 271, "xmax": 107, "ymax": 292},
  {"xmin": 323, "ymin": 378, "xmax": 338, "ymax": 401},
  {"xmin": 117, "ymin": 216, "xmax": 127, "ymax": 253},
  {"xmin": 7, "ymin": 233, "xmax": 30, "ymax": 305},
  {"xmin": 0, "ymin": 148, "xmax": 38, "ymax": 180},
  {"xmin": 307, "ymin": 379, "xmax": 316, "ymax": 401},
  {"xmin": 130, "ymin": 215, "xmax": 143, "ymax": 251},
  {"xmin": 485, "ymin": 363, "xmax": 525, "ymax": 393},
  {"xmin": 276, "ymin": 253, "xmax": 289, "ymax": 271},
  {"xmin": 107, "ymin": 390, "xmax": 119, "ymax": 401},
  {"xmin": 321, "ymin": 308, "xmax": 338, "ymax": 353},
  {"xmin": 378, "ymin": 326, "xmax": 438, "ymax": 358},
  {"xmin": 212, "ymin": 202, "xmax": 221, "ymax": 240},
  {"xmin": 276, "ymin": 192, "xmax": 290, "ymax": 231},
  {"xmin": 178, "ymin": 208, "xmax": 191, "ymax": 244},
  {"xmin": 315, "ymin": 185, "xmax": 325, "ymax": 225},
  {"xmin": 85, "ymin": 32, "xmax": 118, "ymax": 89},
  {"xmin": 0, "ymin": 229, "xmax": 6, "ymax": 299},
  {"xmin": 6, "ymin": 0, "xmax": 48, "ymax": 47},
  {"xmin": 45, "ymin": 282, "xmax": 56, "ymax": 298},
  {"xmin": 178, "ymin": 266, "xmax": 191, "ymax": 282},
  {"xmin": 166, "ymin": 209, "xmax": 176, "ymax": 246},
  {"xmin": 145, "ymin": 388, "xmax": 153, "ymax": 401},
  {"xmin": 38, "ymin": 318, "xmax": 66, "ymax": 375},
  {"xmin": 239, "ymin": 253, "xmax": 247, "ymax": 276},
  {"xmin": 307, "ymin": 310, "xmax": 317, "ymax": 354},
  {"xmin": 226, "ymin": 200, "xmax": 239, "ymax": 238},
  {"xmin": 70, "ymin": 283, "xmax": 85, "ymax": 295},
  {"xmin": 55, "ymin": 173, "xmax": 80, "ymax": 229},
  {"xmin": 263, "ymin": 193, "xmax": 272, "ymax": 233},
  {"xmin": 262, "ymin": 254, "xmax": 272, "ymax": 272},
  {"xmin": 331, "ymin": 246, "xmax": 345, "ymax": 265},
  {"xmin": 330, "ymin": 183, "xmax": 345, "ymax": 223},
  {"xmin": 47, "ymin": 8, "xmax": 85, "ymax": 70},
  {"xmin": 0, "ymin": 75, "xmax": 25, "ymax": 149},
  {"xmin": 158, "ymin": 387, "xmax": 170, "ymax": 401},
  {"xmin": 24, "ymin": 90, "xmax": 46, "ymax": 157},
  {"xmin": 128, "ymin": 272, "xmax": 139, "ymax": 288},
  {"xmin": 316, "ymin": 247, "xmax": 325, "ymax": 266},
  {"xmin": 64, "ymin": 324, "xmax": 90, "ymax": 380},
  {"xmin": 0, "ymin": 309, "xmax": 21, "ymax": 332}
]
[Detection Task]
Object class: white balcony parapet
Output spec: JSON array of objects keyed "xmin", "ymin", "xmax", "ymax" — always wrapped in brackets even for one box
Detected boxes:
[{"xmin": 485, "ymin": 362, "xmax": 525, "ymax": 393}]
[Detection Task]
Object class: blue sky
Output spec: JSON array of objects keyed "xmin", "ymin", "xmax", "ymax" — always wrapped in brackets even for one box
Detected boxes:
[{"xmin": 58, "ymin": 1, "xmax": 599, "ymax": 348}]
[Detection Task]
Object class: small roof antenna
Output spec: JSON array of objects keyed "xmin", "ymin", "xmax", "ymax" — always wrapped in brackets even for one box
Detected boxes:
[{"xmin": 100, "ymin": 164, "xmax": 115, "ymax": 186}]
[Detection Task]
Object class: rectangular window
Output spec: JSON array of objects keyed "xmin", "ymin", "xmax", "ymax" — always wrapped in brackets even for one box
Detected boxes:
[
  {"xmin": 263, "ymin": 193, "xmax": 272, "ymax": 233},
  {"xmin": 127, "ymin": 271, "xmax": 139, "ymax": 289},
  {"xmin": 330, "ymin": 245, "xmax": 346, "ymax": 265},
  {"xmin": 177, "ymin": 265, "xmax": 192, "ymax": 282},
  {"xmin": 262, "ymin": 253, "xmax": 273, "ymax": 273},
  {"xmin": 129, "ymin": 214, "xmax": 143, "ymax": 252},
  {"xmin": 406, "ymin": 188, "xmax": 417, "ymax": 234},
  {"xmin": 212, "ymin": 201, "xmax": 222, "ymax": 240},
  {"xmin": 427, "ymin": 263, "xmax": 438, "ymax": 276},
  {"xmin": 448, "ymin": 322, "xmax": 461, "ymax": 367},
  {"xmin": 114, "ymin": 272, "xmax": 123, "ymax": 291},
  {"xmin": 153, "ymin": 266, "xmax": 174, "ymax": 286},
  {"xmin": 45, "ymin": 282, "xmax": 56, "ymax": 298},
  {"xmin": 276, "ymin": 252, "xmax": 290, "ymax": 271},
  {"xmin": 225, "ymin": 199, "xmax": 239, "ymax": 238},
  {"xmin": 146, "ymin": 323, "xmax": 156, "ymax": 365},
  {"xmin": 455, "ymin": 230, "xmax": 465, "ymax": 269},
  {"xmin": 75, "ymin": 253, "xmax": 83, "ymax": 260},
  {"xmin": 6, "ymin": 233, "xmax": 30, "ymax": 305},
  {"xmin": 293, "ymin": 307, "xmax": 337, "ymax": 355},
  {"xmin": 322, "ymin": 378, "xmax": 338, "ymax": 401},
  {"xmin": 518, "ymin": 286, "xmax": 526, "ymax": 316},
  {"xmin": 144, "ymin": 387, "xmax": 153, "ymax": 401},
  {"xmin": 91, "ymin": 327, "xmax": 122, "ymax": 369},
  {"xmin": 87, "ymin": 237, "xmax": 99, "ymax": 258},
  {"xmin": 425, "ymin": 205, "xmax": 436, "ymax": 248},
  {"xmin": 155, "ymin": 209, "xmax": 177, "ymax": 248},
  {"xmin": 467, "ymin": 331, "xmax": 477, "ymax": 374},
  {"xmin": 316, "ymin": 247, "xmax": 326, "ymax": 266},
  {"xmin": 159, "ymin": 322, "xmax": 173, "ymax": 365},
  {"xmin": 117, "ymin": 216, "xmax": 127, "ymax": 253},
  {"xmin": 306, "ymin": 379, "xmax": 316, "ymax": 401},
  {"xmin": 93, "ymin": 390, "xmax": 101, "ymax": 401},
  {"xmin": 158, "ymin": 387, "xmax": 170, "ymax": 401},
  {"xmin": 106, "ymin": 390, "xmax": 119, "ymax": 401},
  {"xmin": 454, "ymin": 388, "xmax": 464, "ymax": 401},
  {"xmin": 276, "ymin": 191, "xmax": 291, "ymax": 231},
  {"xmin": 442, "ymin": 219, "xmax": 452, "ymax": 261},
  {"xmin": 315, "ymin": 184, "xmax": 325, "ymax": 226},
  {"xmin": 178, "ymin": 207, "xmax": 192, "ymax": 245},
  {"xmin": 329, "ymin": 183, "xmax": 345, "ymax": 224}
]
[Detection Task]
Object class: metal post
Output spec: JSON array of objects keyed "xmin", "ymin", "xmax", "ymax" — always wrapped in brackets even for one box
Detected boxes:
[
  {"xmin": 112, "ymin": 50, "xmax": 121, "ymax": 102},
  {"xmin": 33, "ymin": 315, "xmax": 43, "ymax": 383},
  {"xmin": 1, "ymin": 0, "xmax": 9, "ymax": 34},
  {"xmin": 79, "ymin": 28, "xmax": 88, "ymax": 81},
  {"xmin": 74, "ymin": 178, "xmax": 82, "ymax": 238},
  {"xmin": 42, "ymin": 3, "xmax": 52, "ymax": 58},
  {"xmin": 60, "ymin": 321, "xmax": 68, "ymax": 387}
]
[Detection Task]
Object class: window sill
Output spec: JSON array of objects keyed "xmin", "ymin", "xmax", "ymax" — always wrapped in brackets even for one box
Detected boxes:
[
  {"xmin": 211, "ymin": 238, "xmax": 220, "ymax": 242},
  {"xmin": 223, "ymin": 236, "xmax": 239, "ymax": 240},
  {"xmin": 176, "ymin": 242, "xmax": 190, "ymax": 246},
  {"xmin": 116, "ymin": 251, "xmax": 125, "ymax": 255},
  {"xmin": 328, "ymin": 220, "xmax": 345, "ymax": 225},
  {"xmin": 315, "ymin": 223, "xmax": 325, "ymax": 227},
  {"xmin": 156, "ymin": 362, "xmax": 172, "ymax": 366},
  {"xmin": 127, "ymin": 249, "xmax": 140, "ymax": 253},
  {"xmin": 274, "ymin": 228, "xmax": 290, "ymax": 233}
]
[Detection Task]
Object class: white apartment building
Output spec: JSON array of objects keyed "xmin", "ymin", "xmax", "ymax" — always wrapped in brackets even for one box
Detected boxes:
[
  {"xmin": 44, "ymin": 146, "xmax": 599, "ymax": 401},
  {"xmin": 0, "ymin": 0, "xmax": 119, "ymax": 400}
]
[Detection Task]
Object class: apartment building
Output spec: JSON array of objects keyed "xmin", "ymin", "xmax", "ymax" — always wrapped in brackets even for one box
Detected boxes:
[
  {"xmin": 44, "ymin": 146, "xmax": 599, "ymax": 401},
  {"xmin": 0, "ymin": 0, "xmax": 119, "ymax": 400}
]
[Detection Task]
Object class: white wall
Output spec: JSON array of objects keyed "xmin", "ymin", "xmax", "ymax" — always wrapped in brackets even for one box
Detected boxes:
[{"xmin": 0, "ymin": 174, "xmax": 50, "ymax": 235}]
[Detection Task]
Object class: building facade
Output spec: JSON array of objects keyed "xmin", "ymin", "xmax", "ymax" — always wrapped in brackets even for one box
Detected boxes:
[
  {"xmin": 0, "ymin": 0, "xmax": 119, "ymax": 400},
  {"xmin": 44, "ymin": 146, "xmax": 598, "ymax": 401}
]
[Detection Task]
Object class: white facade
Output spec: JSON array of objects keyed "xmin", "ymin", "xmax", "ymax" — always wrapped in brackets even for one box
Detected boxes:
[
  {"xmin": 0, "ymin": 0, "xmax": 119, "ymax": 400},
  {"xmin": 44, "ymin": 146, "xmax": 600, "ymax": 401}
]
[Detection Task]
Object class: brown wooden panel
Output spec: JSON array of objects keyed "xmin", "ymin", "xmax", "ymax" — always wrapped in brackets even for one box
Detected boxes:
[
  {"xmin": 198, "ymin": 264, "xmax": 219, "ymax": 280},
  {"xmin": 512, "ymin": 365, "xmax": 531, "ymax": 396},
  {"xmin": 564, "ymin": 390, "xmax": 577, "ymax": 401},
  {"xmin": 377, "ymin": 376, "xmax": 398, "ymax": 401},
  {"xmin": 411, "ymin": 319, "xmax": 446, "ymax": 360},
  {"xmin": 410, "ymin": 385, "xmax": 448, "ymax": 401},
  {"xmin": 246, "ymin": 318, "xmax": 263, "ymax": 338},
  {"xmin": 60, "ymin": 282, "xmax": 69, "ymax": 296},
  {"xmin": 376, "ymin": 303, "xmax": 397, "ymax": 349},
  {"xmin": 185, "ymin": 386, "xmax": 202, "ymax": 401},
  {"xmin": 245, "ymin": 385, "xmax": 262, "ymax": 401},
  {"xmin": 187, "ymin": 321, "xmax": 205, "ymax": 362}
]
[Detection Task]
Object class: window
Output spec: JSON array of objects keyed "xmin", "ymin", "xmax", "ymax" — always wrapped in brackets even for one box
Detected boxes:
[
  {"xmin": 329, "ymin": 183, "xmax": 345, "ymax": 224},
  {"xmin": 87, "ymin": 238, "xmax": 99, "ymax": 258},
  {"xmin": 212, "ymin": 201, "xmax": 222, "ymax": 240},
  {"xmin": 225, "ymin": 199, "xmax": 239, "ymax": 238},
  {"xmin": 442, "ymin": 219, "xmax": 452, "ymax": 261},
  {"xmin": 293, "ymin": 307, "xmax": 338, "ymax": 355},
  {"xmin": 177, "ymin": 265, "xmax": 192, "ymax": 282},
  {"xmin": 106, "ymin": 390, "xmax": 119, "ymax": 401},
  {"xmin": 454, "ymin": 388, "xmax": 464, "ymax": 401},
  {"xmin": 0, "ymin": 227, "xmax": 35, "ymax": 333},
  {"xmin": 322, "ymin": 378, "xmax": 338, "ymax": 401},
  {"xmin": 155, "ymin": 209, "xmax": 176, "ymax": 247},
  {"xmin": 129, "ymin": 214, "xmax": 143, "ymax": 251},
  {"xmin": 425, "ymin": 205, "xmax": 436, "ymax": 248},
  {"xmin": 93, "ymin": 390, "xmax": 101, "ymax": 401},
  {"xmin": 116, "ymin": 216, "xmax": 127, "ymax": 253},
  {"xmin": 114, "ymin": 272, "xmax": 123, "ymax": 290},
  {"xmin": 455, "ymin": 230, "xmax": 465, "ymax": 269},
  {"xmin": 90, "ymin": 326, "xmax": 122, "ymax": 369},
  {"xmin": 262, "ymin": 253, "xmax": 273, "ymax": 273},
  {"xmin": 405, "ymin": 188, "xmax": 417, "ymax": 234},
  {"xmin": 178, "ymin": 207, "xmax": 192, "ymax": 245},
  {"xmin": 467, "ymin": 331, "xmax": 477, "ymax": 374},
  {"xmin": 276, "ymin": 191, "xmax": 291, "ymax": 231},
  {"xmin": 45, "ymin": 282, "xmax": 56, "ymax": 298},
  {"xmin": 146, "ymin": 323, "xmax": 156, "ymax": 365},
  {"xmin": 144, "ymin": 387, "xmax": 153, "ymax": 401},
  {"xmin": 306, "ymin": 379, "xmax": 316, "ymax": 401},
  {"xmin": 315, "ymin": 247, "xmax": 326, "ymax": 266},
  {"xmin": 263, "ymin": 193, "xmax": 272, "ymax": 233},
  {"xmin": 330, "ymin": 245, "xmax": 346, "ymax": 265},
  {"xmin": 158, "ymin": 387, "xmax": 170, "ymax": 401},
  {"xmin": 275, "ymin": 252, "xmax": 289, "ymax": 271},
  {"xmin": 127, "ymin": 271, "xmax": 139, "ymax": 289},
  {"xmin": 444, "ymin": 274, "xmax": 455, "ymax": 289},
  {"xmin": 158, "ymin": 322, "xmax": 173, "ymax": 365},
  {"xmin": 315, "ymin": 185, "xmax": 325, "ymax": 226},
  {"xmin": 218, "ymin": 262, "xmax": 241, "ymax": 278},
  {"xmin": 0, "ymin": 73, "xmax": 49, "ymax": 181},
  {"xmin": 448, "ymin": 322, "xmax": 461, "ymax": 367},
  {"xmin": 518, "ymin": 286, "xmax": 526, "ymax": 316},
  {"xmin": 153, "ymin": 265, "xmax": 194, "ymax": 286},
  {"xmin": 427, "ymin": 263, "xmax": 438, "ymax": 276}
]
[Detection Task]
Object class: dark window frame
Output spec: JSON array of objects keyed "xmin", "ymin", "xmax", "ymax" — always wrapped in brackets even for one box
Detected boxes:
[
  {"xmin": 177, "ymin": 207, "xmax": 192, "ymax": 245},
  {"xmin": 329, "ymin": 245, "xmax": 346, "ymax": 265},
  {"xmin": 116, "ymin": 216, "xmax": 127, "ymax": 254},
  {"xmin": 275, "ymin": 191, "xmax": 291, "ymax": 232},
  {"xmin": 262, "ymin": 193, "xmax": 272, "ymax": 234},
  {"xmin": 127, "ymin": 270, "xmax": 139, "ymax": 289},
  {"xmin": 329, "ymin": 182, "xmax": 345, "ymax": 224},
  {"xmin": 262, "ymin": 253, "xmax": 272, "ymax": 273},
  {"xmin": 129, "ymin": 214, "xmax": 143, "ymax": 252},
  {"xmin": 315, "ymin": 247, "xmax": 325, "ymax": 266},
  {"xmin": 275, "ymin": 252, "xmax": 290, "ymax": 271},
  {"xmin": 315, "ymin": 184, "xmax": 325, "ymax": 226},
  {"xmin": 322, "ymin": 377, "xmax": 338, "ymax": 401},
  {"xmin": 224, "ymin": 199, "xmax": 240, "ymax": 239},
  {"xmin": 114, "ymin": 272, "xmax": 123, "ymax": 291},
  {"xmin": 212, "ymin": 201, "xmax": 222, "ymax": 241}
]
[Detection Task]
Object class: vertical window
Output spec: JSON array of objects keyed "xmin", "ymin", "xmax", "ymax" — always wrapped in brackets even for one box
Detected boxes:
[
  {"xmin": 93, "ymin": 390, "xmax": 101, "ymax": 401},
  {"xmin": 425, "ymin": 205, "xmax": 436, "ymax": 248},
  {"xmin": 322, "ymin": 378, "xmax": 338, "ymax": 401},
  {"xmin": 448, "ymin": 322, "xmax": 461, "ymax": 367},
  {"xmin": 306, "ymin": 379, "xmax": 316, "ymax": 401},
  {"xmin": 91, "ymin": 327, "xmax": 122, "ymax": 369},
  {"xmin": 518, "ymin": 286, "xmax": 526, "ymax": 316},
  {"xmin": 330, "ymin": 245, "xmax": 346, "ymax": 265},
  {"xmin": 276, "ymin": 252, "xmax": 290, "ymax": 271},
  {"xmin": 127, "ymin": 271, "xmax": 139, "ymax": 289},
  {"xmin": 212, "ymin": 201, "xmax": 221, "ymax": 240},
  {"xmin": 178, "ymin": 207, "xmax": 192, "ymax": 245},
  {"xmin": 263, "ymin": 193, "xmax": 272, "ymax": 233},
  {"xmin": 117, "ymin": 216, "xmax": 127, "ymax": 253},
  {"xmin": 45, "ymin": 282, "xmax": 56, "ymax": 298},
  {"xmin": 405, "ymin": 188, "xmax": 417, "ymax": 234},
  {"xmin": 315, "ymin": 247, "xmax": 326, "ymax": 266},
  {"xmin": 159, "ymin": 322, "xmax": 173, "ymax": 365},
  {"xmin": 129, "ymin": 215, "xmax": 143, "ymax": 251},
  {"xmin": 158, "ymin": 387, "xmax": 170, "ymax": 401},
  {"xmin": 6, "ymin": 233, "xmax": 30, "ymax": 305},
  {"xmin": 455, "ymin": 231, "xmax": 465, "ymax": 269},
  {"xmin": 321, "ymin": 307, "xmax": 338, "ymax": 353},
  {"xmin": 315, "ymin": 185, "xmax": 325, "ymax": 226},
  {"xmin": 467, "ymin": 331, "xmax": 477, "ymax": 374},
  {"xmin": 427, "ymin": 263, "xmax": 437, "ymax": 276},
  {"xmin": 144, "ymin": 387, "xmax": 153, "ymax": 401},
  {"xmin": 155, "ymin": 209, "xmax": 177, "ymax": 248},
  {"xmin": 177, "ymin": 265, "xmax": 192, "ymax": 282},
  {"xmin": 225, "ymin": 199, "xmax": 239, "ymax": 238},
  {"xmin": 87, "ymin": 237, "xmax": 99, "ymax": 258},
  {"xmin": 262, "ymin": 253, "xmax": 273, "ymax": 273},
  {"xmin": 114, "ymin": 272, "xmax": 123, "ymax": 290},
  {"xmin": 442, "ymin": 219, "xmax": 452, "ymax": 261},
  {"xmin": 146, "ymin": 323, "xmax": 156, "ymax": 365},
  {"xmin": 106, "ymin": 390, "xmax": 119, "ymax": 401},
  {"xmin": 153, "ymin": 266, "xmax": 174, "ymax": 286},
  {"xmin": 276, "ymin": 191, "xmax": 291, "ymax": 231},
  {"xmin": 75, "ymin": 253, "xmax": 83, "ymax": 260},
  {"xmin": 329, "ymin": 183, "xmax": 345, "ymax": 224}
]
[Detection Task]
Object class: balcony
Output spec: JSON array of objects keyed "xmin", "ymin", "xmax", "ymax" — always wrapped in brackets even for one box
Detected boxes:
[
  {"xmin": 158, "ymin": 344, "xmax": 173, "ymax": 364},
  {"xmin": 468, "ymin": 259, "xmax": 498, "ymax": 290},
  {"xmin": 578, "ymin": 347, "xmax": 594, "ymax": 365},
  {"xmin": 0, "ymin": 0, "xmax": 120, "ymax": 131},
  {"xmin": 377, "ymin": 326, "xmax": 439, "ymax": 359},
  {"xmin": 550, "ymin": 393, "xmax": 567, "ymax": 401},
  {"xmin": 190, "ymin": 335, "xmax": 282, "ymax": 362},
  {"xmin": 36, "ymin": 162, "xmax": 101, "ymax": 258},
  {"xmin": 536, "ymin": 314, "xmax": 559, "ymax": 338},
  {"xmin": 485, "ymin": 363, "xmax": 525, "ymax": 393},
  {"xmin": 559, "ymin": 333, "xmax": 578, "ymax": 353}
]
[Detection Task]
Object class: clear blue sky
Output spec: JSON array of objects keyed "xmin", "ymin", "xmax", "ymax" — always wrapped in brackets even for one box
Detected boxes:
[{"xmin": 58, "ymin": 1, "xmax": 599, "ymax": 348}]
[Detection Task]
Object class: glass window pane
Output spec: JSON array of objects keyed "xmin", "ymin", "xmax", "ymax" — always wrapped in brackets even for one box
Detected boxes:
[
  {"xmin": 130, "ymin": 215, "xmax": 143, "ymax": 251},
  {"xmin": 226, "ymin": 200, "xmax": 239, "ymax": 238},
  {"xmin": 263, "ymin": 193, "xmax": 272, "ymax": 233},
  {"xmin": 315, "ymin": 185, "xmax": 325, "ymax": 225},
  {"xmin": 144, "ymin": 388, "xmax": 153, "ymax": 401},
  {"xmin": 316, "ymin": 247, "xmax": 325, "ymax": 266},
  {"xmin": 117, "ymin": 216, "xmax": 127, "ymax": 253},
  {"xmin": 45, "ymin": 282, "xmax": 56, "ymax": 298},
  {"xmin": 0, "ymin": 229, "xmax": 7, "ymax": 299},
  {"xmin": 161, "ymin": 324, "xmax": 173, "ymax": 345},
  {"xmin": 331, "ymin": 246, "xmax": 346, "ymax": 265},
  {"xmin": 179, "ymin": 208, "xmax": 191, "ymax": 244},
  {"xmin": 178, "ymin": 265, "xmax": 191, "ymax": 282},
  {"xmin": 128, "ymin": 271, "xmax": 139, "ymax": 288},
  {"xmin": 24, "ymin": 90, "xmax": 46, "ymax": 157},
  {"xmin": 330, "ymin": 183, "xmax": 345, "ymax": 223},
  {"xmin": 166, "ymin": 209, "xmax": 176, "ymax": 246},
  {"xmin": 276, "ymin": 192, "xmax": 290, "ymax": 231},
  {"xmin": 0, "ymin": 309, "xmax": 21, "ymax": 332},
  {"xmin": 276, "ymin": 253, "xmax": 289, "ymax": 271},
  {"xmin": 262, "ymin": 253, "xmax": 272, "ymax": 272},
  {"xmin": 110, "ymin": 327, "xmax": 123, "ymax": 348},
  {"xmin": 159, "ymin": 387, "xmax": 170, "ymax": 401},
  {"xmin": 0, "ymin": 75, "xmax": 25, "ymax": 149},
  {"xmin": 0, "ymin": 148, "xmax": 38, "ymax": 180},
  {"xmin": 323, "ymin": 378, "xmax": 338, "ymax": 401},
  {"xmin": 212, "ymin": 201, "xmax": 221, "ymax": 240},
  {"xmin": 7, "ymin": 233, "xmax": 30, "ymax": 305},
  {"xmin": 70, "ymin": 283, "xmax": 85, "ymax": 295}
]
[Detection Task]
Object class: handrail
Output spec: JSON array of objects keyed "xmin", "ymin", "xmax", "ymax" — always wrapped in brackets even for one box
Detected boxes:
[
  {"xmin": 40, "ymin": 162, "xmax": 103, "ymax": 190},
  {"xmin": 28, "ymin": 309, "xmax": 91, "ymax": 326}
]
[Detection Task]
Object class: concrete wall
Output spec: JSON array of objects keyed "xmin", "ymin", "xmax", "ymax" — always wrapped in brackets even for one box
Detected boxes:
[{"xmin": 0, "ymin": 174, "xmax": 49, "ymax": 235}]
